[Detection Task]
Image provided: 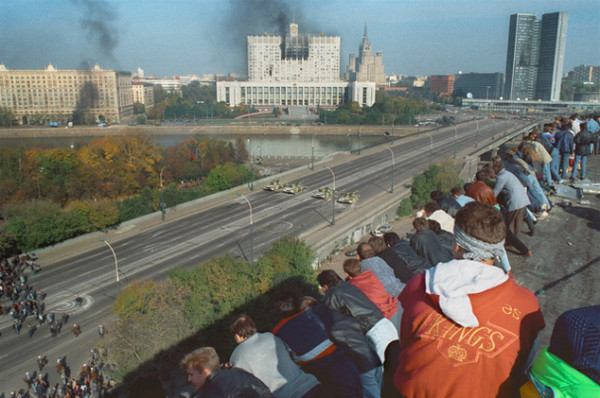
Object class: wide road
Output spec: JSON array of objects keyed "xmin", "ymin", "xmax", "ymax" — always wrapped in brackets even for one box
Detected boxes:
[{"xmin": 0, "ymin": 117, "xmax": 531, "ymax": 394}]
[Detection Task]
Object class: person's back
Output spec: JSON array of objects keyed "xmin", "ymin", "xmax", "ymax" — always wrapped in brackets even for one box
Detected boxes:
[
  {"xmin": 272, "ymin": 290, "xmax": 361, "ymax": 398},
  {"xmin": 410, "ymin": 218, "xmax": 453, "ymax": 267},
  {"xmin": 358, "ymin": 243, "xmax": 404, "ymax": 297},
  {"xmin": 395, "ymin": 202, "xmax": 545, "ymax": 398},
  {"xmin": 376, "ymin": 247, "xmax": 413, "ymax": 285},
  {"xmin": 521, "ymin": 305, "xmax": 600, "ymax": 398},
  {"xmin": 229, "ymin": 315, "xmax": 322, "ymax": 398},
  {"xmin": 201, "ymin": 366, "xmax": 273, "ymax": 398},
  {"xmin": 388, "ymin": 239, "xmax": 432, "ymax": 280}
]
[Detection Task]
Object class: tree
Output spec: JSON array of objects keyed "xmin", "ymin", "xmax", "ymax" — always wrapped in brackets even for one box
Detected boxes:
[
  {"xmin": 153, "ymin": 85, "xmax": 168, "ymax": 103},
  {"xmin": 0, "ymin": 107, "xmax": 15, "ymax": 126},
  {"xmin": 108, "ymin": 279, "xmax": 194, "ymax": 378},
  {"xmin": 133, "ymin": 102, "xmax": 145, "ymax": 115},
  {"xmin": 234, "ymin": 137, "xmax": 249, "ymax": 164}
]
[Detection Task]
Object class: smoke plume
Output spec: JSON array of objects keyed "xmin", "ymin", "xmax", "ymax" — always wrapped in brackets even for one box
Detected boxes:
[
  {"xmin": 221, "ymin": 0, "xmax": 321, "ymax": 73},
  {"xmin": 72, "ymin": 0, "xmax": 119, "ymax": 64}
]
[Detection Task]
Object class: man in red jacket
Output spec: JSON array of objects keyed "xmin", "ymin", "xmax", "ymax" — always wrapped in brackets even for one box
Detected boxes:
[
  {"xmin": 344, "ymin": 258, "xmax": 403, "ymax": 335},
  {"xmin": 394, "ymin": 201, "xmax": 545, "ymax": 397}
]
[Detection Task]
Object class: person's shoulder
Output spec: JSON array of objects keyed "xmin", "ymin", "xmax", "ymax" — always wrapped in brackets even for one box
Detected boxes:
[{"xmin": 502, "ymin": 277, "xmax": 541, "ymax": 311}]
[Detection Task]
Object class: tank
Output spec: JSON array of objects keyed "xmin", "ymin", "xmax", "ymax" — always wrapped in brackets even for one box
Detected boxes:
[
  {"xmin": 337, "ymin": 191, "xmax": 359, "ymax": 204},
  {"xmin": 282, "ymin": 182, "xmax": 308, "ymax": 194},
  {"xmin": 312, "ymin": 187, "xmax": 333, "ymax": 199},
  {"xmin": 264, "ymin": 179, "xmax": 284, "ymax": 191}
]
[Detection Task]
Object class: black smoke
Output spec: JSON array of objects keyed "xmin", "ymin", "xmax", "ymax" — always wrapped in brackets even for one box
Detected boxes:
[
  {"xmin": 71, "ymin": 0, "xmax": 119, "ymax": 65},
  {"xmin": 221, "ymin": 0, "xmax": 322, "ymax": 74},
  {"xmin": 72, "ymin": 81, "xmax": 100, "ymax": 125}
]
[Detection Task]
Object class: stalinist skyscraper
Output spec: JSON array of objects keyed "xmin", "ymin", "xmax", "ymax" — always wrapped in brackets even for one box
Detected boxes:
[{"xmin": 347, "ymin": 24, "xmax": 386, "ymax": 88}]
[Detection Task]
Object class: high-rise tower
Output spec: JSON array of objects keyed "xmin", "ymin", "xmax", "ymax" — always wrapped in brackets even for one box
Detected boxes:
[
  {"xmin": 504, "ymin": 12, "xmax": 568, "ymax": 101},
  {"xmin": 536, "ymin": 12, "xmax": 568, "ymax": 101}
]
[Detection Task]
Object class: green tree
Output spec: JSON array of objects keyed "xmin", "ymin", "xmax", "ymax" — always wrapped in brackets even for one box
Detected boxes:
[
  {"xmin": 133, "ymin": 102, "xmax": 145, "ymax": 115},
  {"xmin": 201, "ymin": 163, "xmax": 251, "ymax": 194},
  {"xmin": 0, "ymin": 107, "xmax": 15, "ymax": 126}
]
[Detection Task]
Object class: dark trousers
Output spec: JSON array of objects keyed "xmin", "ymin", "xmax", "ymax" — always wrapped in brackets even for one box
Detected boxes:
[
  {"xmin": 506, "ymin": 207, "xmax": 526, "ymax": 239},
  {"xmin": 303, "ymin": 349, "xmax": 362, "ymax": 398}
]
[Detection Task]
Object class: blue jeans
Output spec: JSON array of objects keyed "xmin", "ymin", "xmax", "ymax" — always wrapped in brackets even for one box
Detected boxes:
[
  {"xmin": 560, "ymin": 153, "xmax": 571, "ymax": 179},
  {"xmin": 571, "ymin": 155, "xmax": 587, "ymax": 179},
  {"xmin": 550, "ymin": 147, "xmax": 562, "ymax": 181},
  {"xmin": 359, "ymin": 366, "xmax": 383, "ymax": 398},
  {"xmin": 526, "ymin": 175, "xmax": 550, "ymax": 209},
  {"xmin": 542, "ymin": 162, "xmax": 552, "ymax": 186}
]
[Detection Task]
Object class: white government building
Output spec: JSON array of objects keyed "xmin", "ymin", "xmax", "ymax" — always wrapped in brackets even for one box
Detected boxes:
[{"xmin": 217, "ymin": 23, "xmax": 376, "ymax": 110}]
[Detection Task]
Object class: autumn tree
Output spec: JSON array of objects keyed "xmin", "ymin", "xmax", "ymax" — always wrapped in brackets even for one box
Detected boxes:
[{"xmin": 108, "ymin": 279, "xmax": 194, "ymax": 378}]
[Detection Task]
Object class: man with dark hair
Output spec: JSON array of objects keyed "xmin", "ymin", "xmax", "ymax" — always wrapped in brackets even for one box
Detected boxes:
[
  {"xmin": 356, "ymin": 242, "xmax": 403, "ymax": 297},
  {"xmin": 383, "ymin": 232, "xmax": 431, "ymax": 282},
  {"xmin": 410, "ymin": 217, "xmax": 453, "ymax": 267},
  {"xmin": 180, "ymin": 347, "xmax": 272, "ymax": 398},
  {"xmin": 423, "ymin": 202, "xmax": 454, "ymax": 233},
  {"xmin": 555, "ymin": 121, "xmax": 575, "ymax": 180},
  {"xmin": 229, "ymin": 314, "xmax": 326, "ymax": 398},
  {"xmin": 272, "ymin": 290, "xmax": 361, "ymax": 398},
  {"xmin": 394, "ymin": 202, "xmax": 545, "ymax": 397},
  {"xmin": 369, "ymin": 236, "xmax": 412, "ymax": 284},
  {"xmin": 317, "ymin": 270, "xmax": 398, "ymax": 367},
  {"xmin": 344, "ymin": 259, "xmax": 403, "ymax": 334},
  {"xmin": 450, "ymin": 186, "xmax": 474, "ymax": 207},
  {"xmin": 430, "ymin": 190, "xmax": 461, "ymax": 217},
  {"xmin": 428, "ymin": 219, "xmax": 454, "ymax": 257}
]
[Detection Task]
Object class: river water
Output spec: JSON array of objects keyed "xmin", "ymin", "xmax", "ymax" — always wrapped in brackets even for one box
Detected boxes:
[{"xmin": 0, "ymin": 133, "xmax": 391, "ymax": 158}]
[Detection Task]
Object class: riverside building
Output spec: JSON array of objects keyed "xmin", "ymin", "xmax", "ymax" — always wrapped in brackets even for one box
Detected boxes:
[
  {"xmin": 0, "ymin": 64, "xmax": 134, "ymax": 125},
  {"xmin": 216, "ymin": 23, "xmax": 377, "ymax": 110}
]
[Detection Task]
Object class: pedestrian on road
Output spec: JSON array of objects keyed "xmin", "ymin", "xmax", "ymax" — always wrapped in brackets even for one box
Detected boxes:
[
  {"xmin": 72, "ymin": 323, "xmax": 81, "ymax": 337},
  {"xmin": 98, "ymin": 324, "xmax": 105, "ymax": 337}
]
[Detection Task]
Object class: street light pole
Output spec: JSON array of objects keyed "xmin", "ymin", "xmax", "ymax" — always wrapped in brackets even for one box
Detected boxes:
[
  {"xmin": 325, "ymin": 166, "xmax": 336, "ymax": 226},
  {"xmin": 99, "ymin": 239, "xmax": 119, "ymax": 289},
  {"xmin": 385, "ymin": 146, "xmax": 395, "ymax": 193},
  {"xmin": 453, "ymin": 125, "xmax": 458, "ymax": 158},
  {"xmin": 311, "ymin": 132, "xmax": 318, "ymax": 170},
  {"xmin": 475, "ymin": 118, "xmax": 479, "ymax": 147},
  {"xmin": 238, "ymin": 193, "xmax": 253, "ymax": 264},
  {"xmin": 160, "ymin": 166, "xmax": 166, "ymax": 221}
]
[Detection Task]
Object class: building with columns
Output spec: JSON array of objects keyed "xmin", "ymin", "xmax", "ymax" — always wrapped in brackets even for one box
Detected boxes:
[{"xmin": 217, "ymin": 23, "xmax": 376, "ymax": 110}]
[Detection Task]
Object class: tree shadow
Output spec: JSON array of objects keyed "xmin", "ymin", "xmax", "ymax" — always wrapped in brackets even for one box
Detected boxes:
[{"xmin": 112, "ymin": 275, "xmax": 321, "ymax": 396}]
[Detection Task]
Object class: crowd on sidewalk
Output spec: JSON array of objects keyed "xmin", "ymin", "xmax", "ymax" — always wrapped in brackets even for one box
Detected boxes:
[{"xmin": 175, "ymin": 114, "xmax": 600, "ymax": 398}]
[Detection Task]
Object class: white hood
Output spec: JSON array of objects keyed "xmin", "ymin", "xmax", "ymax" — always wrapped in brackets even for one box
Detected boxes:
[{"xmin": 425, "ymin": 259, "xmax": 509, "ymax": 328}]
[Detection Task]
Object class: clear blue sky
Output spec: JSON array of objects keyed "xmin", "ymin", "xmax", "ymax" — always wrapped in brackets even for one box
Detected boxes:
[{"xmin": 1, "ymin": 0, "xmax": 598, "ymax": 77}]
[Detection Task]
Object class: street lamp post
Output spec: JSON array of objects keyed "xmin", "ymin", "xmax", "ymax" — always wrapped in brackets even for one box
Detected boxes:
[
  {"xmin": 99, "ymin": 238, "xmax": 119, "ymax": 289},
  {"xmin": 159, "ymin": 166, "xmax": 167, "ymax": 221},
  {"xmin": 453, "ymin": 125, "xmax": 458, "ymax": 158},
  {"xmin": 311, "ymin": 132, "xmax": 318, "ymax": 170},
  {"xmin": 249, "ymin": 144, "xmax": 260, "ymax": 191},
  {"xmin": 426, "ymin": 132, "xmax": 433, "ymax": 151},
  {"xmin": 385, "ymin": 146, "xmax": 395, "ymax": 193},
  {"xmin": 238, "ymin": 193, "xmax": 254, "ymax": 264},
  {"xmin": 324, "ymin": 166, "xmax": 336, "ymax": 226}
]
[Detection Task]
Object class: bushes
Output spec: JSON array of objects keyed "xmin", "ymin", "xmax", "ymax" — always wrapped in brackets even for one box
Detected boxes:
[
  {"xmin": 0, "ymin": 200, "xmax": 118, "ymax": 252},
  {"xmin": 398, "ymin": 161, "xmax": 463, "ymax": 216},
  {"xmin": 107, "ymin": 238, "xmax": 319, "ymax": 380}
]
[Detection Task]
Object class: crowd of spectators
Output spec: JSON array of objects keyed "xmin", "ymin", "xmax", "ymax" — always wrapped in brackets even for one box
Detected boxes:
[
  {"xmin": 1, "ymin": 254, "xmax": 120, "ymax": 397},
  {"xmin": 176, "ymin": 114, "xmax": 599, "ymax": 398},
  {"xmin": 14, "ymin": 349, "xmax": 118, "ymax": 398}
]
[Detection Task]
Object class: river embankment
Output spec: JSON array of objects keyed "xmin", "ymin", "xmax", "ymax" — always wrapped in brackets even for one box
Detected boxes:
[{"xmin": 0, "ymin": 123, "xmax": 415, "ymax": 139}]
